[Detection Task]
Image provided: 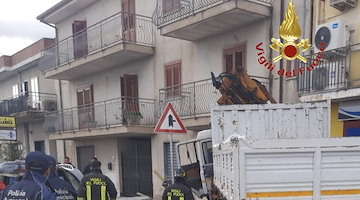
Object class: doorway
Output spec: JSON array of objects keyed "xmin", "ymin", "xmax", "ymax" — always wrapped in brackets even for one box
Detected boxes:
[{"xmin": 121, "ymin": 138, "xmax": 152, "ymax": 197}]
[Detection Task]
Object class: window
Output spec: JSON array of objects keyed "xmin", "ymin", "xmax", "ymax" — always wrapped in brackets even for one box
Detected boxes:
[
  {"xmin": 201, "ymin": 141, "xmax": 213, "ymax": 165},
  {"xmin": 34, "ymin": 141, "xmax": 45, "ymax": 153},
  {"xmin": 122, "ymin": 0, "xmax": 136, "ymax": 42},
  {"xmin": 72, "ymin": 20, "xmax": 88, "ymax": 59},
  {"xmin": 20, "ymin": 81, "xmax": 28, "ymax": 96},
  {"xmin": 223, "ymin": 42, "xmax": 246, "ymax": 73},
  {"xmin": 77, "ymin": 85, "xmax": 94, "ymax": 129},
  {"xmin": 12, "ymin": 85, "xmax": 19, "ymax": 98},
  {"xmin": 30, "ymin": 77, "xmax": 40, "ymax": 109},
  {"xmin": 164, "ymin": 61, "xmax": 181, "ymax": 99},
  {"xmin": 344, "ymin": 120, "xmax": 360, "ymax": 137},
  {"xmin": 164, "ymin": 142, "xmax": 179, "ymax": 181}
]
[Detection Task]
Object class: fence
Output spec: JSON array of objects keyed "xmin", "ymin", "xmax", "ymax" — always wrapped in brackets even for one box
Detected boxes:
[
  {"xmin": 40, "ymin": 12, "xmax": 155, "ymax": 72},
  {"xmin": 152, "ymin": 0, "xmax": 272, "ymax": 27},
  {"xmin": 0, "ymin": 92, "xmax": 57, "ymax": 116},
  {"xmin": 159, "ymin": 76, "xmax": 270, "ymax": 118},
  {"xmin": 44, "ymin": 97, "xmax": 156, "ymax": 133},
  {"xmin": 297, "ymin": 46, "xmax": 352, "ymax": 94}
]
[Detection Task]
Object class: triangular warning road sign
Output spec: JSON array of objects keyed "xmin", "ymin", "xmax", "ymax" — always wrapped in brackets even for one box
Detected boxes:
[{"xmin": 154, "ymin": 103, "xmax": 187, "ymax": 133}]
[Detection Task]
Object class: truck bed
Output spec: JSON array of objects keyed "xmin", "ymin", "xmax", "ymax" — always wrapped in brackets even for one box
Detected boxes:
[
  {"xmin": 211, "ymin": 102, "xmax": 330, "ymax": 146},
  {"xmin": 213, "ymin": 137, "xmax": 360, "ymax": 200}
]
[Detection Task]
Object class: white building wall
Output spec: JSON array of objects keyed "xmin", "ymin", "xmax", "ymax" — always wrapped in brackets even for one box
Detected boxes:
[
  {"xmin": 74, "ymin": 138, "xmax": 120, "ymax": 194},
  {"xmin": 56, "ymin": 0, "xmax": 122, "ymax": 42}
]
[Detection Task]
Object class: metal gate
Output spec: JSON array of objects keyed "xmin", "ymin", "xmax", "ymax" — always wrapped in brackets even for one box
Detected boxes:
[
  {"xmin": 121, "ymin": 138, "xmax": 153, "ymax": 197},
  {"xmin": 77, "ymin": 146, "xmax": 95, "ymax": 172}
]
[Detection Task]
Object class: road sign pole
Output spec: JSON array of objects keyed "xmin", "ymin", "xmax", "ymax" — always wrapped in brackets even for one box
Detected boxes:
[{"xmin": 169, "ymin": 133, "xmax": 174, "ymax": 183}]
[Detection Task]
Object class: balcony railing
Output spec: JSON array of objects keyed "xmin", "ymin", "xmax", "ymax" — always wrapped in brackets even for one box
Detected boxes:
[
  {"xmin": 44, "ymin": 97, "xmax": 156, "ymax": 133},
  {"xmin": 297, "ymin": 45, "xmax": 360, "ymax": 94},
  {"xmin": 159, "ymin": 76, "xmax": 270, "ymax": 118},
  {"xmin": 152, "ymin": 0, "xmax": 272, "ymax": 27},
  {"xmin": 40, "ymin": 12, "xmax": 155, "ymax": 72},
  {"xmin": 0, "ymin": 92, "xmax": 57, "ymax": 116}
]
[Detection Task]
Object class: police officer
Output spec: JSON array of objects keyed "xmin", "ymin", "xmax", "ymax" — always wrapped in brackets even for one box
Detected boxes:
[
  {"xmin": 0, "ymin": 151, "xmax": 56, "ymax": 200},
  {"xmin": 162, "ymin": 168, "xmax": 195, "ymax": 200},
  {"xmin": 77, "ymin": 161, "xmax": 117, "ymax": 200},
  {"xmin": 46, "ymin": 155, "xmax": 77, "ymax": 199}
]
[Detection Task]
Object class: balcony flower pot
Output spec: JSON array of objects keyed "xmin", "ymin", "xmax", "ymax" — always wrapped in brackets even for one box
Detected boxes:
[
  {"xmin": 43, "ymin": 99, "xmax": 57, "ymax": 111},
  {"xmin": 122, "ymin": 111, "xmax": 143, "ymax": 125}
]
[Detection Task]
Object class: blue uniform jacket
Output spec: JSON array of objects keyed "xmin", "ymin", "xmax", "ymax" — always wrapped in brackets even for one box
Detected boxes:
[
  {"xmin": 46, "ymin": 171, "xmax": 77, "ymax": 199},
  {"xmin": 1, "ymin": 170, "xmax": 56, "ymax": 200}
]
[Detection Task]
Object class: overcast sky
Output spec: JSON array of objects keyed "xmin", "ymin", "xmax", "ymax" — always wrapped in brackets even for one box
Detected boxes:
[{"xmin": 0, "ymin": 0, "xmax": 61, "ymax": 56}]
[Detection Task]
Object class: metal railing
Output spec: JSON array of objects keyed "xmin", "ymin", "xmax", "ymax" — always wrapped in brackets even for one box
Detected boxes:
[
  {"xmin": 152, "ymin": 0, "xmax": 272, "ymax": 27},
  {"xmin": 158, "ymin": 76, "xmax": 270, "ymax": 118},
  {"xmin": 44, "ymin": 97, "xmax": 156, "ymax": 133},
  {"xmin": 0, "ymin": 92, "xmax": 57, "ymax": 116},
  {"xmin": 297, "ymin": 45, "xmax": 356, "ymax": 94},
  {"xmin": 40, "ymin": 12, "xmax": 155, "ymax": 72}
]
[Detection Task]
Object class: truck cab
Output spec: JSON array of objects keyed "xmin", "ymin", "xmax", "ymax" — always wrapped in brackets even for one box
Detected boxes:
[{"xmin": 175, "ymin": 130, "xmax": 213, "ymax": 199}]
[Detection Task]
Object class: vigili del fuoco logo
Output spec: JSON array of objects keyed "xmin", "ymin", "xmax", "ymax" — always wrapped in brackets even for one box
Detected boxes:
[{"xmin": 256, "ymin": 1, "xmax": 326, "ymax": 77}]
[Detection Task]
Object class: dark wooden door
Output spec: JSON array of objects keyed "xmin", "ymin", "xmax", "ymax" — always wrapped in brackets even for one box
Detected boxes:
[
  {"xmin": 77, "ymin": 86, "xmax": 94, "ymax": 129},
  {"xmin": 122, "ymin": 139, "xmax": 152, "ymax": 197},
  {"xmin": 72, "ymin": 20, "xmax": 88, "ymax": 59},
  {"xmin": 122, "ymin": 0, "xmax": 136, "ymax": 42},
  {"xmin": 121, "ymin": 74, "xmax": 139, "ymax": 110}
]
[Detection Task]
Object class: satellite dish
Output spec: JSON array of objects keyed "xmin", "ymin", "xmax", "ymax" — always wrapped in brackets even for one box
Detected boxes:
[{"xmin": 315, "ymin": 26, "xmax": 331, "ymax": 51}]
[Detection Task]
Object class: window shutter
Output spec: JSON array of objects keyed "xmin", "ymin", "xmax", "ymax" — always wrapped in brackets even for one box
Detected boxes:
[
  {"xmin": 77, "ymin": 91, "xmax": 84, "ymax": 106},
  {"xmin": 163, "ymin": 142, "xmax": 179, "ymax": 181},
  {"xmin": 235, "ymin": 49, "xmax": 243, "ymax": 69},
  {"xmin": 223, "ymin": 43, "xmax": 246, "ymax": 72},
  {"xmin": 173, "ymin": 64, "xmax": 181, "ymax": 86},
  {"xmin": 225, "ymin": 52, "xmax": 233, "ymax": 73},
  {"xmin": 165, "ymin": 67, "xmax": 173, "ymax": 88}
]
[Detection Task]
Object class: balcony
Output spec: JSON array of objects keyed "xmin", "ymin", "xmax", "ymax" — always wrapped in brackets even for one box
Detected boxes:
[
  {"xmin": 159, "ymin": 76, "xmax": 270, "ymax": 130},
  {"xmin": 44, "ymin": 97, "xmax": 156, "ymax": 140},
  {"xmin": 0, "ymin": 92, "xmax": 57, "ymax": 122},
  {"xmin": 298, "ymin": 44, "xmax": 360, "ymax": 101},
  {"xmin": 40, "ymin": 12, "xmax": 155, "ymax": 80},
  {"xmin": 152, "ymin": 0, "xmax": 272, "ymax": 41}
]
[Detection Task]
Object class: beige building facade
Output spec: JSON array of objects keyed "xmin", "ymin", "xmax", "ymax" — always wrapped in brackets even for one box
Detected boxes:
[
  {"xmin": 33, "ymin": 0, "xmax": 315, "ymax": 199},
  {"xmin": 0, "ymin": 38, "xmax": 58, "ymax": 160},
  {"xmin": 294, "ymin": 0, "xmax": 360, "ymax": 138}
]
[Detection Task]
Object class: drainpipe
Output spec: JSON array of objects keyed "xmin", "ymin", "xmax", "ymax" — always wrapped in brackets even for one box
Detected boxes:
[
  {"xmin": 303, "ymin": 0, "xmax": 306, "ymax": 39},
  {"xmin": 268, "ymin": 5, "xmax": 273, "ymax": 94},
  {"xmin": 310, "ymin": 0, "xmax": 315, "ymax": 44},
  {"xmin": 279, "ymin": 0, "xmax": 284, "ymax": 103},
  {"xmin": 38, "ymin": 19, "xmax": 66, "ymax": 158}
]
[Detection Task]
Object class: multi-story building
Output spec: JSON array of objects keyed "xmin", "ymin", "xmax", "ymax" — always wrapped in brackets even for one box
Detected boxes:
[
  {"xmin": 37, "ymin": 0, "xmax": 312, "ymax": 199},
  {"xmin": 295, "ymin": 0, "xmax": 360, "ymax": 137},
  {"xmin": 0, "ymin": 38, "xmax": 57, "ymax": 159}
]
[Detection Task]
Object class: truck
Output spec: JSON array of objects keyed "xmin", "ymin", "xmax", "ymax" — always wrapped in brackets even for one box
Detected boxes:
[
  {"xmin": 174, "ymin": 69, "xmax": 360, "ymax": 200},
  {"xmin": 176, "ymin": 102, "xmax": 360, "ymax": 200}
]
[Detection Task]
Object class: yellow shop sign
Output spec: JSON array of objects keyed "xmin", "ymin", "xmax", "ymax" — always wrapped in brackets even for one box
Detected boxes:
[{"xmin": 0, "ymin": 117, "xmax": 16, "ymax": 128}]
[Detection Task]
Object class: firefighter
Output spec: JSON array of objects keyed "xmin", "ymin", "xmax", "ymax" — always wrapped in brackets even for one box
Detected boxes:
[
  {"xmin": 162, "ymin": 168, "xmax": 195, "ymax": 200},
  {"xmin": 77, "ymin": 160, "xmax": 117, "ymax": 200},
  {"xmin": 46, "ymin": 155, "xmax": 77, "ymax": 199},
  {"xmin": 0, "ymin": 151, "xmax": 56, "ymax": 200}
]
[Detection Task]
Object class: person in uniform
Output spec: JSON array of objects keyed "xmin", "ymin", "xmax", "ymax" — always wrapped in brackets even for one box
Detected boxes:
[
  {"xmin": 162, "ymin": 168, "xmax": 195, "ymax": 200},
  {"xmin": 46, "ymin": 155, "xmax": 77, "ymax": 199},
  {"xmin": 77, "ymin": 160, "xmax": 117, "ymax": 200},
  {"xmin": 0, "ymin": 151, "xmax": 56, "ymax": 200}
]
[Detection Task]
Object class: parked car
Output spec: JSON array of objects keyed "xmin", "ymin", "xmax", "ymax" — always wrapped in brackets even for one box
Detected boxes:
[{"xmin": 0, "ymin": 160, "xmax": 83, "ymax": 191}]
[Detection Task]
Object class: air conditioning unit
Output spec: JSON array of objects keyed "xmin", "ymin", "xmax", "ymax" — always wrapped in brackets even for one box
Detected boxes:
[
  {"xmin": 314, "ymin": 20, "xmax": 350, "ymax": 53},
  {"xmin": 310, "ymin": 63, "xmax": 345, "ymax": 91},
  {"xmin": 330, "ymin": 0, "xmax": 357, "ymax": 11}
]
